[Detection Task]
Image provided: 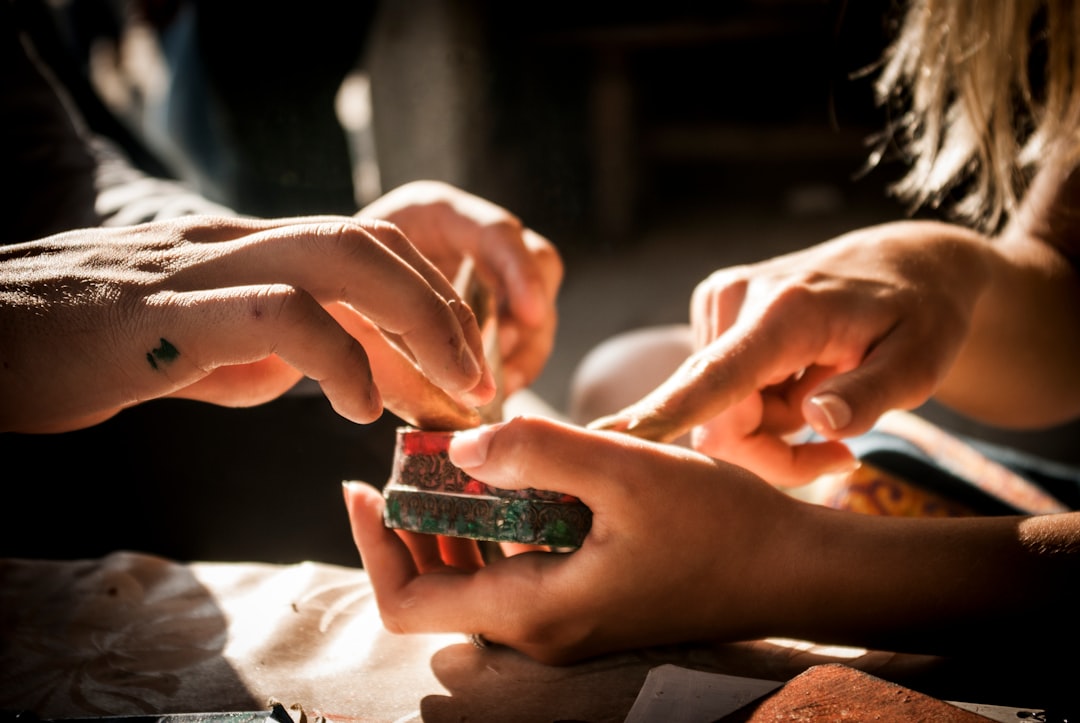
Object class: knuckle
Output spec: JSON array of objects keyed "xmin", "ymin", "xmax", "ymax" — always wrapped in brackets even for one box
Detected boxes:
[
  {"xmin": 768, "ymin": 277, "xmax": 817, "ymax": 311},
  {"xmin": 407, "ymin": 178, "xmax": 452, "ymax": 199},
  {"xmin": 489, "ymin": 416, "xmax": 560, "ymax": 483},
  {"xmin": 681, "ymin": 352, "xmax": 728, "ymax": 393},
  {"xmin": 322, "ymin": 220, "xmax": 372, "ymax": 252},
  {"xmin": 309, "ymin": 220, "xmax": 408, "ymax": 268},
  {"xmin": 362, "ymin": 219, "xmax": 412, "ymax": 253},
  {"xmin": 694, "ymin": 267, "xmax": 739, "ymax": 295},
  {"xmin": 378, "ymin": 608, "xmax": 409, "ymax": 635},
  {"xmin": 497, "ymin": 414, "xmax": 546, "ymax": 447},
  {"xmin": 377, "ymin": 593, "xmax": 429, "ymax": 636},
  {"xmin": 297, "ymin": 221, "xmax": 357, "ymax": 260},
  {"xmin": 692, "ymin": 271, "xmax": 750, "ymax": 316},
  {"xmin": 523, "ymin": 230, "xmax": 564, "ymax": 283},
  {"xmin": 517, "ymin": 615, "xmax": 595, "ymax": 666},
  {"xmin": 251, "ymin": 283, "xmax": 309, "ymax": 324},
  {"xmin": 485, "ymin": 216, "xmax": 525, "ymax": 239}
]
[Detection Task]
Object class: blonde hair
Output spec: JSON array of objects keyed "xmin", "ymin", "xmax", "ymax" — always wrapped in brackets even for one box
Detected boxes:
[{"xmin": 871, "ymin": 0, "xmax": 1080, "ymax": 231}]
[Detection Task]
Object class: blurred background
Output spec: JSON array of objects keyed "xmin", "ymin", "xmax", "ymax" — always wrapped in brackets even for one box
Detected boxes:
[
  {"xmin": 69, "ymin": 0, "xmax": 901, "ymax": 409},
  {"xmin": 10, "ymin": 0, "xmax": 1076, "ymax": 565}
]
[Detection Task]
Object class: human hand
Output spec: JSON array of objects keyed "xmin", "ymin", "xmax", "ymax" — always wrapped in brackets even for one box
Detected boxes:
[
  {"xmin": 0, "ymin": 215, "xmax": 495, "ymax": 433},
  {"xmin": 358, "ymin": 181, "xmax": 562, "ymax": 394},
  {"xmin": 589, "ymin": 221, "xmax": 993, "ymax": 486},
  {"xmin": 345, "ymin": 415, "xmax": 804, "ymax": 665}
]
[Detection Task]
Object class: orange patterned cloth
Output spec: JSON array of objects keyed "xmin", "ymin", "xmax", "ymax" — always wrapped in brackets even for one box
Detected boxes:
[
  {"xmin": 808, "ymin": 411, "xmax": 1069, "ymax": 518},
  {"xmin": 814, "ymin": 462, "xmax": 979, "ymax": 517}
]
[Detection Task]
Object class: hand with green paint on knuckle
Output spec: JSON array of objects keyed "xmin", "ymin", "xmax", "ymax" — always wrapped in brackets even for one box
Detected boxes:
[
  {"xmin": 346, "ymin": 415, "xmax": 1080, "ymax": 666},
  {"xmin": 0, "ymin": 214, "xmax": 496, "ymax": 434},
  {"xmin": 588, "ymin": 220, "xmax": 998, "ymax": 488},
  {"xmin": 358, "ymin": 181, "xmax": 563, "ymax": 396}
]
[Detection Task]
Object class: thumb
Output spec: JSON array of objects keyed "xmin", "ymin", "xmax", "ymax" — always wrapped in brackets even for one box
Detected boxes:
[
  {"xmin": 804, "ymin": 389, "xmax": 857, "ymax": 439},
  {"xmin": 804, "ymin": 339, "xmax": 938, "ymax": 439},
  {"xmin": 447, "ymin": 415, "xmax": 641, "ymax": 503}
]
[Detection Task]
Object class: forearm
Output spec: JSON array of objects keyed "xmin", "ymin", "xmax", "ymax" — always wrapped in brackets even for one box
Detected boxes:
[
  {"xmin": 937, "ymin": 162, "xmax": 1080, "ymax": 426},
  {"xmin": 778, "ymin": 506, "xmax": 1080, "ymax": 654}
]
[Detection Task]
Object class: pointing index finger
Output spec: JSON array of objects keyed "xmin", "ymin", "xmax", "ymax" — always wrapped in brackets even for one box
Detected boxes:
[{"xmin": 588, "ymin": 317, "xmax": 819, "ymax": 443}]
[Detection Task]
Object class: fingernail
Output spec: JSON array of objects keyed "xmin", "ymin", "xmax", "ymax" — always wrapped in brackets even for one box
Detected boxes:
[
  {"xmin": 449, "ymin": 423, "xmax": 502, "ymax": 468},
  {"xmin": 808, "ymin": 393, "xmax": 852, "ymax": 432}
]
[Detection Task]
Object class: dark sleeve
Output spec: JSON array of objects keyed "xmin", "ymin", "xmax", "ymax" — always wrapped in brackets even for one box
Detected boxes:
[
  {"xmin": 1, "ymin": 0, "xmax": 234, "ymax": 245},
  {"xmin": 1, "ymin": 0, "xmax": 100, "ymax": 243}
]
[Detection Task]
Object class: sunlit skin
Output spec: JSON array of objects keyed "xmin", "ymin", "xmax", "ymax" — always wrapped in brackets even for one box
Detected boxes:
[
  {"xmin": 344, "ymin": 160, "xmax": 1080, "ymax": 666},
  {"xmin": 589, "ymin": 162, "xmax": 1080, "ymax": 487},
  {"xmin": 0, "ymin": 182, "xmax": 561, "ymax": 434},
  {"xmin": 345, "ymin": 417, "xmax": 1080, "ymax": 665},
  {"xmin": 359, "ymin": 181, "xmax": 562, "ymax": 397}
]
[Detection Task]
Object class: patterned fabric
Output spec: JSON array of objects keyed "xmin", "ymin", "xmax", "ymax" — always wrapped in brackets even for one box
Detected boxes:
[{"xmin": 808, "ymin": 411, "xmax": 1073, "ymax": 517}]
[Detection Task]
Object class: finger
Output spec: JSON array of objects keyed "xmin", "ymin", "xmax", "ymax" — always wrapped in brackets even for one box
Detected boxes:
[
  {"xmin": 692, "ymin": 419, "xmax": 856, "ymax": 487},
  {"xmin": 340, "ymin": 483, "xmax": 481, "ymax": 574},
  {"xmin": 183, "ymin": 220, "xmax": 493, "ymax": 401},
  {"xmin": 751, "ymin": 365, "xmax": 838, "ymax": 439},
  {"xmin": 587, "ymin": 313, "xmax": 822, "ymax": 444},
  {"xmin": 142, "ymin": 285, "xmax": 382, "ymax": 423},
  {"xmin": 448, "ymin": 415, "xmax": 683, "ymax": 504},
  {"xmin": 438, "ymin": 535, "xmax": 485, "ymax": 571},
  {"xmin": 804, "ymin": 319, "xmax": 950, "ymax": 438},
  {"xmin": 185, "ymin": 213, "xmax": 548, "ymax": 335},
  {"xmin": 690, "ymin": 272, "xmax": 747, "ymax": 350},
  {"xmin": 365, "ymin": 221, "xmax": 501, "ymax": 399},
  {"xmin": 499, "ymin": 311, "xmax": 557, "ymax": 394},
  {"xmin": 326, "ymin": 303, "xmax": 481, "ymax": 430},
  {"xmin": 169, "ymin": 355, "xmax": 302, "ymax": 407},
  {"xmin": 398, "ymin": 529, "xmax": 450, "ymax": 574},
  {"xmin": 483, "ymin": 226, "xmax": 562, "ymax": 329},
  {"xmin": 492, "ymin": 229, "xmax": 562, "ymax": 391},
  {"xmin": 344, "ymin": 481, "xmax": 503, "ymax": 635},
  {"xmin": 343, "ymin": 481, "xmax": 422, "ymax": 594},
  {"xmin": 419, "ymin": 186, "xmax": 556, "ymax": 328},
  {"xmin": 500, "ymin": 542, "xmax": 549, "ymax": 556},
  {"xmin": 181, "ymin": 214, "xmax": 473, "ymax": 310}
]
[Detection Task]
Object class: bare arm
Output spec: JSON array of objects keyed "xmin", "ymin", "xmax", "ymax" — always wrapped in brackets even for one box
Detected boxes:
[
  {"xmin": 586, "ymin": 160, "xmax": 1080, "ymax": 484},
  {"xmin": 784, "ymin": 500, "xmax": 1080, "ymax": 654},
  {"xmin": 938, "ymin": 161, "xmax": 1080, "ymax": 427},
  {"xmin": 345, "ymin": 416, "xmax": 1080, "ymax": 664},
  {"xmin": 588, "ymin": 220, "xmax": 997, "ymax": 486},
  {"xmin": 0, "ymin": 216, "xmax": 494, "ymax": 433}
]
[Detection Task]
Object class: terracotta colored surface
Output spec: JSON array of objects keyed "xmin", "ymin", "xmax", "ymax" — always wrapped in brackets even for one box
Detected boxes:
[{"xmin": 729, "ymin": 663, "xmax": 990, "ymax": 721}]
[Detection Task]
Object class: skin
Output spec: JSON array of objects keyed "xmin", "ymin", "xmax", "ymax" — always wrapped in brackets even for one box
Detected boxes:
[
  {"xmin": 0, "ymin": 182, "xmax": 561, "ymax": 433},
  {"xmin": 345, "ymin": 416, "xmax": 1080, "ymax": 665},
  {"xmin": 342, "ymin": 159, "xmax": 1080, "ymax": 666},
  {"xmin": 359, "ymin": 180, "xmax": 562, "ymax": 397},
  {"xmin": 588, "ymin": 161, "xmax": 1080, "ymax": 487}
]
